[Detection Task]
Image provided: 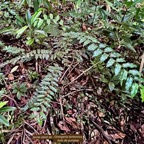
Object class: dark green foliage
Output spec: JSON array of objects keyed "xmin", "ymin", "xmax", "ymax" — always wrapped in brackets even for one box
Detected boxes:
[
  {"xmin": 63, "ymin": 32, "xmax": 143, "ymax": 98},
  {"xmin": 0, "ymin": 47, "xmax": 53, "ymax": 67},
  {"xmin": 12, "ymin": 83, "xmax": 27, "ymax": 100},
  {"xmin": 22, "ymin": 64, "xmax": 63, "ymax": 124}
]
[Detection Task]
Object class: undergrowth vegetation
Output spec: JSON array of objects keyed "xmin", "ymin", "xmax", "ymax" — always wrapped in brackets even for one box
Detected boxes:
[{"xmin": 0, "ymin": 0, "xmax": 144, "ymax": 143}]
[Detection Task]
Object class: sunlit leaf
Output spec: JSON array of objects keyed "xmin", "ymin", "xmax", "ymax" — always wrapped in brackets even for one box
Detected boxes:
[
  {"xmin": 104, "ymin": 47, "xmax": 113, "ymax": 52},
  {"xmin": 116, "ymin": 58, "xmax": 125, "ymax": 63},
  {"xmin": 110, "ymin": 53, "xmax": 121, "ymax": 58},
  {"xmin": 26, "ymin": 10, "xmax": 31, "ymax": 27},
  {"xmin": 131, "ymin": 83, "xmax": 139, "ymax": 98},
  {"xmin": 129, "ymin": 70, "xmax": 141, "ymax": 76},
  {"xmin": 0, "ymin": 101, "xmax": 8, "ymax": 109},
  {"xmin": 122, "ymin": 63, "xmax": 137, "ymax": 68},
  {"xmin": 87, "ymin": 44, "xmax": 98, "ymax": 51},
  {"xmin": 106, "ymin": 58, "xmax": 115, "ymax": 67},
  {"xmin": 108, "ymin": 82, "xmax": 115, "ymax": 91},
  {"xmin": 83, "ymin": 40, "xmax": 91, "ymax": 46},
  {"xmin": 140, "ymin": 86, "xmax": 144, "ymax": 102},
  {"xmin": 99, "ymin": 43, "xmax": 106, "ymax": 48},
  {"xmin": 125, "ymin": 77, "xmax": 133, "ymax": 91},
  {"xmin": 31, "ymin": 8, "xmax": 43, "ymax": 25},
  {"xmin": 115, "ymin": 63, "xmax": 121, "ymax": 75},
  {"xmin": 49, "ymin": 13, "xmax": 53, "ymax": 19},
  {"xmin": 100, "ymin": 53, "xmax": 109, "ymax": 62},
  {"xmin": 26, "ymin": 38, "xmax": 34, "ymax": 45},
  {"xmin": 16, "ymin": 26, "xmax": 28, "ymax": 38},
  {"xmin": 10, "ymin": 66, "xmax": 19, "ymax": 73},
  {"xmin": 120, "ymin": 69, "xmax": 128, "ymax": 85},
  {"xmin": 93, "ymin": 49, "xmax": 103, "ymax": 57}
]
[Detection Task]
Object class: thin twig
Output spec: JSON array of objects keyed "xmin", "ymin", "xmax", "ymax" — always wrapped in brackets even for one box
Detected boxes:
[
  {"xmin": 60, "ymin": 60, "xmax": 74, "ymax": 81},
  {"xmin": 64, "ymin": 62, "xmax": 100, "ymax": 88},
  {"xmin": 61, "ymin": 88, "xmax": 93, "ymax": 98},
  {"xmin": 89, "ymin": 117, "xmax": 112, "ymax": 144},
  {"xmin": 24, "ymin": 120, "xmax": 39, "ymax": 134},
  {"xmin": 4, "ymin": 94, "xmax": 21, "ymax": 110},
  {"xmin": 67, "ymin": 62, "xmax": 79, "ymax": 77},
  {"xmin": 59, "ymin": 97, "xmax": 65, "ymax": 121}
]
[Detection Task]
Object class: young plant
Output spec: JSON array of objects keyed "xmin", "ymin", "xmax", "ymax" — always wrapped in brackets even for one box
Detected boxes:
[
  {"xmin": 28, "ymin": 70, "xmax": 39, "ymax": 81},
  {"xmin": 12, "ymin": 82, "xmax": 27, "ymax": 100}
]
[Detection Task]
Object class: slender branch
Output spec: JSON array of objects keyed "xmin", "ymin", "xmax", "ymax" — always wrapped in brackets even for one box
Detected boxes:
[
  {"xmin": 89, "ymin": 117, "xmax": 112, "ymax": 144},
  {"xmin": 64, "ymin": 62, "xmax": 100, "ymax": 88}
]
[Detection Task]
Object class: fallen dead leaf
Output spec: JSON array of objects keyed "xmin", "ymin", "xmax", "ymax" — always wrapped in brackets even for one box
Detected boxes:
[
  {"xmin": 103, "ymin": 141, "xmax": 109, "ymax": 144},
  {"xmin": 110, "ymin": 132, "xmax": 126, "ymax": 140},
  {"xmin": 65, "ymin": 117, "xmax": 78, "ymax": 129},
  {"xmin": 138, "ymin": 124, "xmax": 144, "ymax": 137},
  {"xmin": 67, "ymin": 109, "xmax": 73, "ymax": 115},
  {"xmin": 110, "ymin": 100, "xmax": 115, "ymax": 106},
  {"xmin": 8, "ymin": 73, "xmax": 14, "ymax": 81},
  {"xmin": 90, "ymin": 129, "xmax": 100, "ymax": 138},
  {"xmin": 7, "ymin": 84, "xmax": 12, "ymax": 90},
  {"xmin": 57, "ymin": 121, "xmax": 70, "ymax": 132},
  {"xmin": 97, "ymin": 87, "xmax": 102, "ymax": 95},
  {"xmin": 98, "ymin": 111, "xmax": 105, "ymax": 118},
  {"xmin": 26, "ymin": 83, "xmax": 32, "ymax": 88},
  {"xmin": 65, "ymin": 117, "xmax": 76, "ymax": 122}
]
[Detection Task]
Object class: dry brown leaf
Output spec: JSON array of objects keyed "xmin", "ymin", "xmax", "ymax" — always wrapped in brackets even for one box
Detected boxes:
[
  {"xmin": 65, "ymin": 117, "xmax": 76, "ymax": 122},
  {"xmin": 65, "ymin": 117, "xmax": 78, "ymax": 129},
  {"xmin": 110, "ymin": 100, "xmax": 115, "ymax": 106},
  {"xmin": 67, "ymin": 109, "xmax": 73, "ymax": 115},
  {"xmin": 138, "ymin": 124, "xmax": 144, "ymax": 137},
  {"xmin": 90, "ymin": 129, "xmax": 99, "ymax": 138},
  {"xmin": 103, "ymin": 141, "xmax": 109, "ymax": 144},
  {"xmin": 26, "ymin": 83, "xmax": 32, "ymax": 88},
  {"xmin": 130, "ymin": 124, "xmax": 137, "ymax": 133},
  {"xmin": 8, "ymin": 73, "xmax": 14, "ymax": 81},
  {"xmin": 110, "ymin": 132, "xmax": 126, "ymax": 140},
  {"xmin": 98, "ymin": 111, "xmax": 105, "ymax": 118},
  {"xmin": 97, "ymin": 87, "xmax": 102, "ymax": 95},
  {"xmin": 57, "ymin": 121, "xmax": 70, "ymax": 132},
  {"xmin": 82, "ymin": 23, "xmax": 87, "ymax": 31}
]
